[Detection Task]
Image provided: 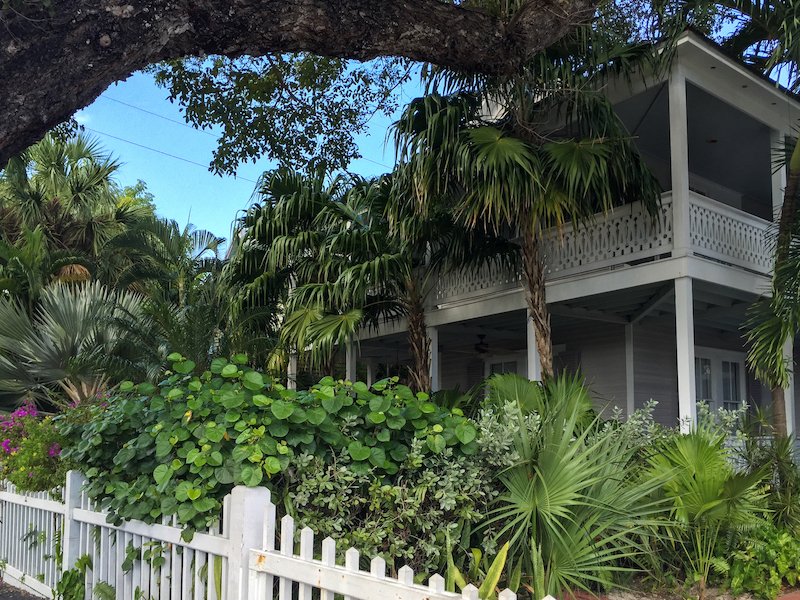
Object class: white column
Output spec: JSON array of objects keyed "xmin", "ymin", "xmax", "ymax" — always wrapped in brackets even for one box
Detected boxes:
[
  {"xmin": 772, "ymin": 129, "xmax": 788, "ymax": 222},
  {"xmin": 526, "ymin": 311, "xmax": 542, "ymax": 381},
  {"xmin": 675, "ymin": 277, "xmax": 696, "ymax": 431},
  {"xmin": 345, "ymin": 339, "xmax": 356, "ymax": 382},
  {"xmin": 427, "ymin": 326, "xmax": 440, "ymax": 392},
  {"xmin": 625, "ymin": 324, "xmax": 635, "ymax": 417},
  {"xmin": 287, "ymin": 354, "xmax": 298, "ymax": 390},
  {"xmin": 784, "ymin": 337, "xmax": 795, "ymax": 436},
  {"xmin": 669, "ymin": 65, "xmax": 691, "ymax": 256},
  {"xmin": 366, "ymin": 360, "xmax": 374, "ymax": 387}
]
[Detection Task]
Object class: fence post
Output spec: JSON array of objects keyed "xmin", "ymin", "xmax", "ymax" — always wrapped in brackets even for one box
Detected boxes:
[
  {"xmin": 61, "ymin": 470, "xmax": 84, "ymax": 572},
  {"xmin": 227, "ymin": 485, "xmax": 270, "ymax": 600}
]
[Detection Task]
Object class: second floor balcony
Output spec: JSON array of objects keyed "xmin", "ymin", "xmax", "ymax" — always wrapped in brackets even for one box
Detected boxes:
[{"xmin": 434, "ymin": 190, "xmax": 772, "ymax": 305}]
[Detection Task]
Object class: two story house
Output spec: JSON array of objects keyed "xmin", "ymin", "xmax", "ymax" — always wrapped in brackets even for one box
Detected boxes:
[{"xmin": 340, "ymin": 30, "xmax": 799, "ymax": 434}]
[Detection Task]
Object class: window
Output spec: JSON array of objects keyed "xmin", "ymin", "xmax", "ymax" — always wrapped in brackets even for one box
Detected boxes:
[
  {"xmin": 490, "ymin": 361, "xmax": 518, "ymax": 376},
  {"xmin": 694, "ymin": 348, "xmax": 746, "ymax": 412}
]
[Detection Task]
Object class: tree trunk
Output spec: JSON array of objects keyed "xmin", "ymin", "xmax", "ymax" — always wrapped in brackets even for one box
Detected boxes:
[
  {"xmin": 404, "ymin": 278, "xmax": 431, "ymax": 393},
  {"xmin": 519, "ymin": 220, "xmax": 554, "ymax": 379},
  {"xmin": 771, "ymin": 386, "xmax": 788, "ymax": 438},
  {"xmin": 767, "ymin": 140, "xmax": 800, "ymax": 436},
  {"xmin": 0, "ymin": 0, "xmax": 596, "ymax": 166}
]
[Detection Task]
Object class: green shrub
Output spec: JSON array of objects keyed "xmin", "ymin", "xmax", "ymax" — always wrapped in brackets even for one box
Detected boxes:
[
  {"xmin": 728, "ymin": 523, "xmax": 800, "ymax": 599},
  {"xmin": 57, "ymin": 353, "xmax": 480, "ymax": 538},
  {"xmin": 0, "ymin": 403, "xmax": 70, "ymax": 492}
]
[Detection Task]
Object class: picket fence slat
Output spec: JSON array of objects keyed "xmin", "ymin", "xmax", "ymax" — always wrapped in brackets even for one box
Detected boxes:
[{"xmin": 1, "ymin": 471, "xmax": 526, "ymax": 600}]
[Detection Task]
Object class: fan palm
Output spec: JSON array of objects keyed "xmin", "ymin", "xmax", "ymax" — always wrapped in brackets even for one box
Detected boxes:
[
  {"xmin": 483, "ymin": 374, "xmax": 669, "ymax": 597},
  {"xmin": 0, "ymin": 281, "xmax": 155, "ymax": 409}
]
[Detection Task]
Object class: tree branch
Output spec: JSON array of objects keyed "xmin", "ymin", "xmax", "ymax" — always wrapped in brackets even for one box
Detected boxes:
[{"xmin": 0, "ymin": 0, "xmax": 596, "ymax": 166}]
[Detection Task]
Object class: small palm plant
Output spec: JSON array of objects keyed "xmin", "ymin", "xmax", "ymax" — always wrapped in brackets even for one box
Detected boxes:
[
  {"xmin": 483, "ymin": 373, "xmax": 669, "ymax": 598},
  {"xmin": 645, "ymin": 422, "xmax": 769, "ymax": 599}
]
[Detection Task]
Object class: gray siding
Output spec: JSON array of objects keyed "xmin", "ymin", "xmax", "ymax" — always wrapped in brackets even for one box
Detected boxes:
[
  {"xmin": 553, "ymin": 321, "xmax": 628, "ymax": 415},
  {"xmin": 632, "ymin": 318, "xmax": 679, "ymax": 426}
]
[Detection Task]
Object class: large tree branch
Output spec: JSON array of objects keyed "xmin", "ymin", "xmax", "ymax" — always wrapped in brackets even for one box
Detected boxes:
[{"xmin": 0, "ymin": 0, "xmax": 595, "ymax": 166}]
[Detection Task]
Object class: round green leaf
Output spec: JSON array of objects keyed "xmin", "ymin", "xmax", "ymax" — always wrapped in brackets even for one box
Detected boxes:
[
  {"xmin": 367, "ymin": 411, "xmax": 386, "ymax": 424},
  {"xmin": 173, "ymin": 360, "xmax": 196, "ymax": 374},
  {"xmin": 153, "ymin": 464, "xmax": 172, "ymax": 486},
  {"xmin": 455, "ymin": 422, "xmax": 477, "ymax": 445},
  {"xmin": 427, "ymin": 434, "xmax": 446, "ymax": 453},
  {"xmin": 347, "ymin": 441, "xmax": 372, "ymax": 461},
  {"xmin": 221, "ymin": 364, "xmax": 239, "ymax": 378},
  {"xmin": 270, "ymin": 400, "xmax": 295, "ymax": 420},
  {"xmin": 263, "ymin": 456, "xmax": 282, "ymax": 475},
  {"xmin": 240, "ymin": 465, "xmax": 263, "ymax": 487},
  {"xmin": 243, "ymin": 371, "xmax": 265, "ymax": 391}
]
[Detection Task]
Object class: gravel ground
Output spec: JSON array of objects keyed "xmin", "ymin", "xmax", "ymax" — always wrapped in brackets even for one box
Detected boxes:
[{"xmin": 0, "ymin": 582, "xmax": 39, "ymax": 599}]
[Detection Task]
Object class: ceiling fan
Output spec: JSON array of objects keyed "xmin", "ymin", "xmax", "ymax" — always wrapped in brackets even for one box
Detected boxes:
[{"xmin": 474, "ymin": 334, "xmax": 489, "ymax": 355}]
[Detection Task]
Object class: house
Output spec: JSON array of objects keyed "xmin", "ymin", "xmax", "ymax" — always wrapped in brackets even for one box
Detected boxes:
[{"xmin": 337, "ymin": 30, "xmax": 800, "ymax": 434}]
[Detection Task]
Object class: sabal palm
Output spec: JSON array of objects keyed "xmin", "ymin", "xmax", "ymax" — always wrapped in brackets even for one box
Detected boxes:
[
  {"xmin": 394, "ymin": 87, "xmax": 661, "ymax": 378},
  {"xmin": 0, "ymin": 282, "xmax": 154, "ymax": 409},
  {"xmin": 0, "ymin": 134, "xmax": 123, "ymax": 257}
]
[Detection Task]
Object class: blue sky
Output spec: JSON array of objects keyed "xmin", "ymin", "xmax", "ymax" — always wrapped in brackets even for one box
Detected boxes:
[{"xmin": 74, "ymin": 71, "xmax": 417, "ymax": 241}]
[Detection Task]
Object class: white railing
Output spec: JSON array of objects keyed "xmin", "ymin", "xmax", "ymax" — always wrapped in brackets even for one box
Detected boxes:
[
  {"xmin": 434, "ymin": 193, "xmax": 773, "ymax": 304},
  {"xmin": 543, "ymin": 196, "xmax": 674, "ymax": 278},
  {"xmin": 435, "ymin": 197, "xmax": 674, "ymax": 304},
  {"xmin": 688, "ymin": 192, "xmax": 772, "ymax": 274},
  {"xmin": 0, "ymin": 472, "xmax": 528, "ymax": 600},
  {"xmin": 0, "ymin": 483, "xmax": 62, "ymax": 596}
]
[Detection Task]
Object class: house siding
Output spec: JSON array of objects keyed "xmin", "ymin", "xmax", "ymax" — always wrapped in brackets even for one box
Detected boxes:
[{"xmin": 553, "ymin": 321, "xmax": 628, "ymax": 415}]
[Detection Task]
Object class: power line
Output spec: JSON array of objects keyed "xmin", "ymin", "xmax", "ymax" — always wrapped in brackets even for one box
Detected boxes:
[
  {"xmin": 100, "ymin": 93, "xmax": 395, "ymax": 171},
  {"xmin": 99, "ymin": 95, "xmax": 218, "ymax": 138},
  {"xmin": 83, "ymin": 127, "xmax": 260, "ymax": 185}
]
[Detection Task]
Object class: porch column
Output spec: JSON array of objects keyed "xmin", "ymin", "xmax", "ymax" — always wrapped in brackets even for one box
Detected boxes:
[
  {"xmin": 428, "ymin": 326, "xmax": 441, "ymax": 392},
  {"xmin": 669, "ymin": 65, "xmax": 691, "ymax": 256},
  {"xmin": 345, "ymin": 339, "xmax": 356, "ymax": 382},
  {"xmin": 675, "ymin": 276, "xmax": 696, "ymax": 431},
  {"xmin": 784, "ymin": 337, "xmax": 795, "ymax": 436},
  {"xmin": 366, "ymin": 360, "xmax": 374, "ymax": 387},
  {"xmin": 527, "ymin": 311, "xmax": 542, "ymax": 381},
  {"xmin": 625, "ymin": 324, "xmax": 635, "ymax": 417},
  {"xmin": 772, "ymin": 129, "xmax": 788, "ymax": 221},
  {"xmin": 287, "ymin": 354, "xmax": 298, "ymax": 390}
]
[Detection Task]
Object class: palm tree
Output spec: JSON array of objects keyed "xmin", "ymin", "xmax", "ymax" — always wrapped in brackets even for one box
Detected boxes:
[
  {"xmin": 231, "ymin": 166, "xmax": 516, "ymax": 390},
  {"xmin": 0, "ymin": 281, "xmax": 154, "ymax": 409},
  {"xmin": 394, "ymin": 88, "xmax": 661, "ymax": 378}
]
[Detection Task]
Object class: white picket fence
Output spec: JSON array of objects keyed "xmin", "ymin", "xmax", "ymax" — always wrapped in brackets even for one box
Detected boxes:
[{"xmin": 0, "ymin": 471, "xmax": 528, "ymax": 600}]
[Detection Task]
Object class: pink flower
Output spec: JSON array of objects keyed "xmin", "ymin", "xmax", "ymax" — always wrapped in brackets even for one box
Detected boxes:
[
  {"xmin": 48, "ymin": 443, "xmax": 61, "ymax": 458},
  {"xmin": 1, "ymin": 439, "xmax": 12, "ymax": 454}
]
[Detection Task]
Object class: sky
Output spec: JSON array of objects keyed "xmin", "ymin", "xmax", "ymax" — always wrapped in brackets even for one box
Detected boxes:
[{"xmin": 74, "ymin": 71, "xmax": 417, "ymax": 242}]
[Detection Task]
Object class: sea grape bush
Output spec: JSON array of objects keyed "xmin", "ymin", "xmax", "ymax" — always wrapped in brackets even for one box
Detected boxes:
[
  {"xmin": 0, "ymin": 402, "xmax": 69, "ymax": 491},
  {"xmin": 58, "ymin": 353, "xmax": 480, "ymax": 537}
]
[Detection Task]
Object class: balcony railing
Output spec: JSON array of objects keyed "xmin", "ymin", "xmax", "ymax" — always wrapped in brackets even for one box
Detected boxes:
[{"xmin": 434, "ymin": 192, "xmax": 771, "ymax": 305}]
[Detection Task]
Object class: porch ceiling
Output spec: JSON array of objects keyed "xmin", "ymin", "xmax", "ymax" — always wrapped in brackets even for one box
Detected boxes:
[{"xmin": 551, "ymin": 281, "xmax": 757, "ymax": 333}]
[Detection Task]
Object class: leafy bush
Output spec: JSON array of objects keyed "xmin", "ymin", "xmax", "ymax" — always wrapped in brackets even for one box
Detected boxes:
[
  {"xmin": 0, "ymin": 402, "xmax": 69, "ymax": 491},
  {"xmin": 728, "ymin": 523, "xmax": 800, "ymax": 599},
  {"xmin": 58, "ymin": 354, "xmax": 480, "ymax": 537},
  {"xmin": 288, "ymin": 442, "xmax": 496, "ymax": 575}
]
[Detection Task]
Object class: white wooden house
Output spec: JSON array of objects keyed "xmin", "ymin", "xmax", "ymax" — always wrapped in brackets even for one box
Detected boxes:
[{"xmin": 344, "ymin": 30, "xmax": 800, "ymax": 434}]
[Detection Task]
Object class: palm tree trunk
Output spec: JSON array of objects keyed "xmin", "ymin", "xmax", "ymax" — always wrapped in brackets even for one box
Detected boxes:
[
  {"xmin": 767, "ymin": 140, "xmax": 800, "ymax": 437},
  {"xmin": 520, "ymin": 219, "xmax": 554, "ymax": 379},
  {"xmin": 404, "ymin": 277, "xmax": 431, "ymax": 393}
]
